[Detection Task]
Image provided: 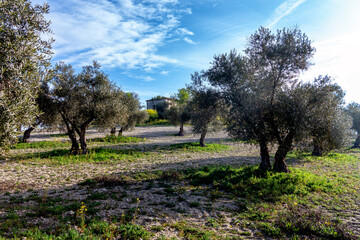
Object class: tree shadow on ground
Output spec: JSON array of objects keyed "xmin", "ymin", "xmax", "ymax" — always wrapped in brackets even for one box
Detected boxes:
[{"xmin": 1, "ymin": 148, "xmax": 358, "ymax": 239}]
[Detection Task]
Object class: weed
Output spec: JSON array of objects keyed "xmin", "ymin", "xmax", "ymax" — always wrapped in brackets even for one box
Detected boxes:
[
  {"xmin": 18, "ymin": 220, "xmax": 152, "ymax": 239},
  {"xmin": 76, "ymin": 202, "xmax": 87, "ymax": 229},
  {"xmin": 161, "ymin": 170, "xmax": 184, "ymax": 181},
  {"xmin": 207, "ymin": 217, "xmax": 220, "ymax": 228},
  {"xmin": 164, "ymin": 187, "xmax": 177, "ymax": 196},
  {"xmin": 166, "ymin": 142, "xmax": 230, "ymax": 153},
  {"xmin": 189, "ymin": 201, "xmax": 200, "ymax": 208},
  {"xmin": 11, "ymin": 140, "xmax": 69, "ymax": 149},
  {"xmin": 19, "ymin": 147, "xmax": 147, "ymax": 165},
  {"xmin": 274, "ymin": 204, "xmax": 356, "ymax": 239},
  {"xmin": 138, "ymin": 119, "xmax": 171, "ymax": 126},
  {"xmin": 188, "ymin": 166, "xmax": 339, "ymax": 202},
  {"xmin": 171, "ymin": 221, "xmax": 219, "ymax": 239},
  {"xmin": 151, "ymin": 225, "xmax": 165, "ymax": 232},
  {"xmin": 89, "ymin": 135, "xmax": 144, "ymax": 144}
]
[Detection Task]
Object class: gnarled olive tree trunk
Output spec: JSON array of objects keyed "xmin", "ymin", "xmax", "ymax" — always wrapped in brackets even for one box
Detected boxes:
[
  {"xmin": 259, "ymin": 139, "xmax": 271, "ymax": 170},
  {"xmin": 177, "ymin": 123, "xmax": 185, "ymax": 136},
  {"xmin": 118, "ymin": 127, "xmax": 123, "ymax": 136},
  {"xmin": 312, "ymin": 143, "xmax": 324, "ymax": 156},
  {"xmin": 79, "ymin": 128, "xmax": 87, "ymax": 155},
  {"xmin": 61, "ymin": 115, "xmax": 79, "ymax": 153},
  {"xmin": 353, "ymin": 135, "xmax": 360, "ymax": 148},
  {"xmin": 110, "ymin": 127, "xmax": 116, "ymax": 136},
  {"xmin": 199, "ymin": 128, "xmax": 207, "ymax": 147},
  {"xmin": 68, "ymin": 128, "xmax": 79, "ymax": 153},
  {"xmin": 273, "ymin": 131, "xmax": 295, "ymax": 173},
  {"xmin": 77, "ymin": 120, "xmax": 93, "ymax": 155},
  {"xmin": 23, "ymin": 126, "xmax": 35, "ymax": 143},
  {"xmin": 312, "ymin": 137, "xmax": 325, "ymax": 156}
]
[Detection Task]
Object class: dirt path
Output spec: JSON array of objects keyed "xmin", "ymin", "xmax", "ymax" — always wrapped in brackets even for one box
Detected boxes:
[{"xmin": 2, "ymin": 126, "xmax": 260, "ymax": 191}]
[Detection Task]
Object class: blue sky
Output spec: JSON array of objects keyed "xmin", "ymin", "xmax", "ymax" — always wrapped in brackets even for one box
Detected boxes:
[{"xmin": 34, "ymin": 0, "xmax": 360, "ymax": 106}]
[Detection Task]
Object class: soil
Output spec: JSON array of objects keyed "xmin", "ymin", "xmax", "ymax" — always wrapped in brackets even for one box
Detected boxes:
[{"xmin": 0, "ymin": 126, "xmax": 358, "ymax": 239}]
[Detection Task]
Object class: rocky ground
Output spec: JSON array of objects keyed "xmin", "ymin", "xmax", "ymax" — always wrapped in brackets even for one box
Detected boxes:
[{"xmin": 0, "ymin": 126, "xmax": 359, "ymax": 239}]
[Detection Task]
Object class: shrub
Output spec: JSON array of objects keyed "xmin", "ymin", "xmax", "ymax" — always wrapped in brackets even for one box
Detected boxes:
[{"xmin": 146, "ymin": 109, "xmax": 158, "ymax": 122}]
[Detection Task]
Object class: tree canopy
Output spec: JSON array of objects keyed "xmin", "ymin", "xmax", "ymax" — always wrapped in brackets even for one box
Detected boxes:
[
  {"xmin": 202, "ymin": 27, "xmax": 346, "ymax": 172},
  {"xmin": 188, "ymin": 74, "xmax": 224, "ymax": 147},
  {"xmin": 48, "ymin": 61, "xmax": 126, "ymax": 154},
  {"xmin": 0, "ymin": 0, "xmax": 53, "ymax": 152},
  {"xmin": 115, "ymin": 93, "xmax": 149, "ymax": 136},
  {"xmin": 168, "ymin": 88, "xmax": 192, "ymax": 136}
]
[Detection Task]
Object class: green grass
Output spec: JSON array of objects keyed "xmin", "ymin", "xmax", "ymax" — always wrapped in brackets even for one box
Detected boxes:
[
  {"xmin": 165, "ymin": 142, "xmax": 230, "ymax": 152},
  {"xmin": 17, "ymin": 147, "xmax": 147, "ymax": 165},
  {"xmin": 89, "ymin": 135, "xmax": 145, "ymax": 144},
  {"xmin": 18, "ymin": 221, "xmax": 152, "ymax": 240},
  {"xmin": 188, "ymin": 165, "xmax": 339, "ymax": 202},
  {"xmin": 169, "ymin": 221, "xmax": 220, "ymax": 240},
  {"xmin": 10, "ymin": 135, "xmax": 144, "ymax": 150},
  {"xmin": 13, "ymin": 142, "xmax": 230, "ymax": 165},
  {"xmin": 138, "ymin": 119, "xmax": 171, "ymax": 126},
  {"xmin": 11, "ymin": 140, "xmax": 69, "ymax": 149},
  {"xmin": 271, "ymin": 204, "xmax": 355, "ymax": 239},
  {"xmin": 186, "ymin": 159, "xmax": 359, "ymax": 239},
  {"xmin": 3, "ymin": 139, "xmax": 360, "ymax": 239}
]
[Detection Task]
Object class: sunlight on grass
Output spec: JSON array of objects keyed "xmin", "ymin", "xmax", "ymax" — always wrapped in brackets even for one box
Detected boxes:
[
  {"xmin": 17, "ymin": 147, "xmax": 147, "ymax": 165},
  {"xmin": 11, "ymin": 140, "xmax": 69, "ymax": 149},
  {"xmin": 165, "ymin": 142, "xmax": 230, "ymax": 152},
  {"xmin": 89, "ymin": 135, "xmax": 145, "ymax": 144},
  {"xmin": 137, "ymin": 119, "xmax": 171, "ymax": 126}
]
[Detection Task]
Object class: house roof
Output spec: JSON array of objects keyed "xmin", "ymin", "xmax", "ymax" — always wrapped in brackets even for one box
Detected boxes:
[{"xmin": 146, "ymin": 97, "xmax": 175, "ymax": 102}]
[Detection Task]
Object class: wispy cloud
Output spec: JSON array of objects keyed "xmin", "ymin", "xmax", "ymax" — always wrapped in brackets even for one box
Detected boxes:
[
  {"xmin": 184, "ymin": 37, "xmax": 196, "ymax": 45},
  {"xmin": 127, "ymin": 74, "xmax": 155, "ymax": 82},
  {"xmin": 267, "ymin": 0, "xmax": 306, "ymax": 28},
  {"xmin": 48, "ymin": 0, "xmax": 192, "ymax": 70}
]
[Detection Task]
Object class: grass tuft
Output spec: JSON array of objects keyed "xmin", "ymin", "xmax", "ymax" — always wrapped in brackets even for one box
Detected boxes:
[
  {"xmin": 273, "ymin": 204, "xmax": 356, "ymax": 239},
  {"xmin": 19, "ymin": 147, "xmax": 147, "ymax": 165},
  {"xmin": 166, "ymin": 142, "xmax": 230, "ymax": 152},
  {"xmin": 11, "ymin": 140, "xmax": 69, "ymax": 149},
  {"xmin": 188, "ymin": 166, "xmax": 339, "ymax": 202},
  {"xmin": 89, "ymin": 135, "xmax": 145, "ymax": 144},
  {"xmin": 138, "ymin": 119, "xmax": 171, "ymax": 126}
]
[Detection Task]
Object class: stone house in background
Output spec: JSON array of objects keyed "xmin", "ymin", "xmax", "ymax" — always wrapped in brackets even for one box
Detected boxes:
[{"xmin": 146, "ymin": 97, "xmax": 175, "ymax": 110}]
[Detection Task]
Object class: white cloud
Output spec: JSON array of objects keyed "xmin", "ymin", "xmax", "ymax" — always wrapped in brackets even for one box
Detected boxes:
[
  {"xmin": 184, "ymin": 37, "xmax": 196, "ymax": 45},
  {"xmin": 160, "ymin": 70, "xmax": 169, "ymax": 75},
  {"xmin": 176, "ymin": 28, "xmax": 194, "ymax": 36},
  {"xmin": 48, "ymin": 0, "xmax": 191, "ymax": 70},
  {"xmin": 127, "ymin": 74, "xmax": 155, "ymax": 82},
  {"xmin": 267, "ymin": 0, "xmax": 306, "ymax": 28}
]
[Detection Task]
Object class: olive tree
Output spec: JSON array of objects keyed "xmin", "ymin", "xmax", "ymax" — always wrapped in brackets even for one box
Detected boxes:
[
  {"xmin": 308, "ymin": 76, "xmax": 351, "ymax": 156},
  {"xmin": 49, "ymin": 61, "xmax": 126, "ymax": 154},
  {"xmin": 22, "ymin": 82, "xmax": 61, "ymax": 143},
  {"xmin": 204, "ymin": 27, "xmax": 346, "ymax": 172},
  {"xmin": 188, "ymin": 74, "xmax": 224, "ymax": 147},
  {"xmin": 346, "ymin": 102, "xmax": 360, "ymax": 148},
  {"xmin": 113, "ymin": 93, "xmax": 149, "ymax": 136},
  {"xmin": 0, "ymin": 0, "xmax": 53, "ymax": 152},
  {"xmin": 167, "ymin": 88, "xmax": 191, "ymax": 136}
]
